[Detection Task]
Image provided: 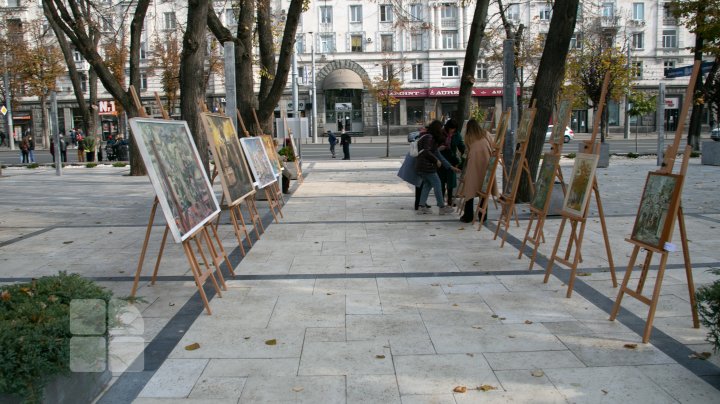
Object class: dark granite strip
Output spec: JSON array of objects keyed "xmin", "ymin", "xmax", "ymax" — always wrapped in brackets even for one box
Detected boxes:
[{"xmin": 0, "ymin": 226, "xmax": 56, "ymax": 248}]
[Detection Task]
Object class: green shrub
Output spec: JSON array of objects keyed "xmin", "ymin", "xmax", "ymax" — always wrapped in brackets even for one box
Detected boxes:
[
  {"xmin": 690, "ymin": 151, "xmax": 701, "ymax": 158},
  {"xmin": 697, "ymin": 268, "xmax": 720, "ymax": 353},
  {"xmin": 278, "ymin": 146, "xmax": 295, "ymax": 162},
  {"xmin": 0, "ymin": 273, "xmax": 113, "ymax": 403},
  {"xmin": 85, "ymin": 162, "xmax": 98, "ymax": 168},
  {"xmin": 565, "ymin": 153, "xmax": 576, "ymax": 159},
  {"xmin": 26, "ymin": 163, "xmax": 40, "ymax": 169},
  {"xmin": 627, "ymin": 152, "xmax": 640, "ymax": 159},
  {"xmin": 112, "ymin": 162, "xmax": 127, "ymax": 168}
]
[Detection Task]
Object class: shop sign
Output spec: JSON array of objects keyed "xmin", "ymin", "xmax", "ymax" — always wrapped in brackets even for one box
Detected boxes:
[
  {"xmin": 664, "ymin": 97, "xmax": 679, "ymax": 109},
  {"xmin": 392, "ymin": 87, "xmax": 510, "ymax": 98},
  {"xmin": 98, "ymin": 100, "xmax": 117, "ymax": 115}
]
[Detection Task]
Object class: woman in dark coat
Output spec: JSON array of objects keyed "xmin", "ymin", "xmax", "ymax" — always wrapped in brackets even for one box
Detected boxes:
[{"xmin": 416, "ymin": 120, "xmax": 460, "ymax": 215}]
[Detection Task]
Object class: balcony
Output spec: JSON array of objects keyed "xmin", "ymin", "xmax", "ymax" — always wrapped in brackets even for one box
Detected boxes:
[
  {"xmin": 628, "ymin": 19, "xmax": 645, "ymax": 27},
  {"xmin": 601, "ymin": 16, "xmax": 620, "ymax": 29},
  {"xmin": 441, "ymin": 18, "xmax": 457, "ymax": 29}
]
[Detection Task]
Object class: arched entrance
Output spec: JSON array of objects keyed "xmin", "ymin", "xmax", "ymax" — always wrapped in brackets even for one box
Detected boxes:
[{"xmin": 317, "ymin": 61, "xmax": 372, "ymax": 135}]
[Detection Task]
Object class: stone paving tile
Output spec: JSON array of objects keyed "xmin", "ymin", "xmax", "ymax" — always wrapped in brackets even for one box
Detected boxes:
[
  {"xmin": 399, "ymin": 394, "xmax": 456, "ymax": 404},
  {"xmin": 638, "ymin": 363, "xmax": 720, "ymax": 403},
  {"xmin": 238, "ymin": 375, "xmax": 345, "ymax": 403},
  {"xmin": 138, "ymin": 358, "xmax": 208, "ymax": 398},
  {"xmin": 556, "ymin": 333, "xmax": 675, "ymax": 367},
  {"xmin": 347, "ymin": 375, "xmax": 401, "ymax": 404},
  {"xmin": 484, "ymin": 350, "xmax": 586, "ymax": 370},
  {"xmin": 394, "ymin": 354, "xmax": 498, "ymax": 395},
  {"xmin": 201, "ymin": 358, "xmax": 299, "ymax": 378},
  {"xmin": 188, "ymin": 377, "xmax": 246, "ymax": 399},
  {"xmin": 267, "ymin": 294, "xmax": 346, "ymax": 328},
  {"xmin": 298, "ymin": 340, "xmax": 393, "ymax": 376},
  {"xmin": 168, "ymin": 326, "xmax": 305, "ymax": 360},
  {"xmin": 427, "ymin": 323, "xmax": 566, "ymax": 354}
]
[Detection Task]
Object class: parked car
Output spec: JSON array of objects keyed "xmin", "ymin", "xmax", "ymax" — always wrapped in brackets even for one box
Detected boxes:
[
  {"xmin": 711, "ymin": 127, "xmax": 720, "ymax": 141},
  {"xmin": 545, "ymin": 125, "xmax": 575, "ymax": 143}
]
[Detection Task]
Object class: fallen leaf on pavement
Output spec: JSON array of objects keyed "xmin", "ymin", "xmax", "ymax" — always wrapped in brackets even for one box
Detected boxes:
[
  {"xmin": 578, "ymin": 272, "xmax": 591, "ymax": 276},
  {"xmin": 292, "ymin": 386, "xmax": 304, "ymax": 392},
  {"xmin": 375, "ymin": 355, "xmax": 385, "ymax": 359},
  {"xmin": 184, "ymin": 343, "xmax": 200, "ymax": 351},
  {"xmin": 471, "ymin": 325, "xmax": 483, "ymax": 329},
  {"xmin": 531, "ymin": 370, "xmax": 544, "ymax": 377},
  {"xmin": 477, "ymin": 385, "xmax": 497, "ymax": 392},
  {"xmin": 524, "ymin": 320, "xmax": 533, "ymax": 324},
  {"xmin": 689, "ymin": 351, "xmax": 712, "ymax": 360},
  {"xmin": 265, "ymin": 339, "xmax": 277, "ymax": 346},
  {"xmin": 624, "ymin": 343, "xmax": 637, "ymax": 349},
  {"xmin": 453, "ymin": 386, "xmax": 467, "ymax": 393},
  {"xmin": 63, "ymin": 241, "xmax": 73, "ymax": 244}
]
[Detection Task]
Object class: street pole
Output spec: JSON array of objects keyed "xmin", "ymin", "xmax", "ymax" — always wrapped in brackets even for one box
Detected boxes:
[
  {"xmin": 291, "ymin": 45, "xmax": 299, "ymax": 122},
  {"xmin": 624, "ymin": 45, "xmax": 631, "ymax": 139},
  {"xmin": 502, "ymin": 39, "xmax": 517, "ymax": 187},
  {"xmin": 50, "ymin": 91, "xmax": 62, "ymax": 176},
  {"xmin": 3, "ymin": 50, "xmax": 15, "ymax": 151},
  {"xmin": 656, "ymin": 83, "xmax": 665, "ymax": 166},
  {"xmin": 310, "ymin": 33, "xmax": 317, "ymax": 144},
  {"xmin": 223, "ymin": 42, "xmax": 237, "ymax": 134}
]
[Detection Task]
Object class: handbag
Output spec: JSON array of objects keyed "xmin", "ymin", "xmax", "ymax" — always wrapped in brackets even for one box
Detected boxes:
[{"xmin": 409, "ymin": 134, "xmax": 428, "ymax": 157}]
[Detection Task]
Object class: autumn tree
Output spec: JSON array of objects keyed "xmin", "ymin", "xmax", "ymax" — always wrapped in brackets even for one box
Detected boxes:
[
  {"xmin": 43, "ymin": 0, "xmax": 150, "ymax": 175},
  {"xmin": 366, "ymin": 61, "xmax": 404, "ymax": 157},
  {"xmin": 14, "ymin": 20, "xmax": 65, "ymax": 148},
  {"xmin": 149, "ymin": 32, "xmax": 181, "ymax": 115},
  {"xmin": 0, "ymin": 18, "xmax": 28, "ymax": 135},
  {"xmin": 207, "ymin": 0, "xmax": 307, "ymax": 135}
]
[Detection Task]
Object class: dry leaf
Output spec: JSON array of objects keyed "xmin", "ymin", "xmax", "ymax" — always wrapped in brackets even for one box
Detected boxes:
[
  {"xmin": 508, "ymin": 335, "xmax": 516, "ymax": 339},
  {"xmin": 453, "ymin": 386, "xmax": 467, "ymax": 393},
  {"xmin": 452, "ymin": 303, "xmax": 459, "ymax": 307},
  {"xmin": 0, "ymin": 290, "xmax": 10, "ymax": 302},
  {"xmin": 491, "ymin": 314, "xmax": 499, "ymax": 318},
  {"xmin": 477, "ymin": 384, "xmax": 497, "ymax": 392},
  {"xmin": 292, "ymin": 386, "xmax": 304, "ymax": 392},
  {"xmin": 531, "ymin": 370, "xmax": 545, "ymax": 377},
  {"xmin": 375, "ymin": 355, "xmax": 386, "ymax": 359},
  {"xmin": 431, "ymin": 283, "xmax": 440, "ymax": 286},
  {"xmin": 244, "ymin": 337, "xmax": 250, "ymax": 340},
  {"xmin": 184, "ymin": 342, "xmax": 200, "ymax": 351},
  {"xmin": 601, "ymin": 389, "xmax": 608, "ymax": 395},
  {"xmin": 623, "ymin": 343, "xmax": 637, "ymax": 349},
  {"xmin": 471, "ymin": 325, "xmax": 483, "ymax": 329},
  {"xmin": 169, "ymin": 302, "xmax": 175, "ymax": 306},
  {"xmin": 466, "ymin": 353, "xmax": 474, "ymax": 357},
  {"xmin": 458, "ymin": 227, "xmax": 465, "ymax": 230},
  {"xmin": 524, "ymin": 320, "xmax": 533, "ymax": 324},
  {"xmin": 63, "ymin": 241, "xmax": 73, "ymax": 244},
  {"xmin": 689, "ymin": 351, "xmax": 712, "ymax": 360},
  {"xmin": 265, "ymin": 339, "xmax": 277, "ymax": 346},
  {"xmin": 578, "ymin": 272, "xmax": 591, "ymax": 277}
]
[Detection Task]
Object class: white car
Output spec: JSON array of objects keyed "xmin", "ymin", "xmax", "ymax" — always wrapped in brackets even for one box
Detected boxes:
[{"xmin": 545, "ymin": 125, "xmax": 575, "ymax": 143}]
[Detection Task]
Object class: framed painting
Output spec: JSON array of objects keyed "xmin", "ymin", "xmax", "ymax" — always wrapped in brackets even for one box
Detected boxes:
[
  {"xmin": 494, "ymin": 109, "xmax": 511, "ymax": 150},
  {"xmin": 551, "ymin": 98, "xmax": 573, "ymax": 145},
  {"xmin": 562, "ymin": 153, "xmax": 599, "ymax": 219},
  {"xmin": 240, "ymin": 137, "xmax": 278, "ymax": 189},
  {"xmin": 515, "ymin": 108, "xmax": 536, "ymax": 143},
  {"xmin": 288, "ymin": 135, "xmax": 300, "ymax": 161},
  {"xmin": 481, "ymin": 155, "xmax": 497, "ymax": 195},
  {"xmin": 503, "ymin": 150, "xmax": 522, "ymax": 197},
  {"xmin": 531, "ymin": 153, "xmax": 560, "ymax": 212},
  {"xmin": 129, "ymin": 118, "xmax": 220, "ymax": 243},
  {"xmin": 630, "ymin": 172, "xmax": 683, "ymax": 249},
  {"xmin": 260, "ymin": 135, "xmax": 283, "ymax": 176},
  {"xmin": 200, "ymin": 112, "xmax": 255, "ymax": 206}
]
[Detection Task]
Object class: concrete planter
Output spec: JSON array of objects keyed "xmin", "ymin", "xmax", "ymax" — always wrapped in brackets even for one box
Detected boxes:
[
  {"xmin": 578, "ymin": 142, "xmax": 610, "ymax": 168},
  {"xmin": 0, "ymin": 369, "xmax": 111, "ymax": 404},
  {"xmin": 283, "ymin": 161, "xmax": 299, "ymax": 180},
  {"xmin": 701, "ymin": 141, "xmax": 720, "ymax": 166}
]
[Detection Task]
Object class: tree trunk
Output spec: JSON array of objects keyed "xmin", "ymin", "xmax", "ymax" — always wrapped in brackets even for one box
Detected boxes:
[
  {"xmin": 518, "ymin": 0, "xmax": 579, "ymax": 202},
  {"xmin": 89, "ymin": 66, "xmax": 98, "ymax": 138},
  {"xmin": 456, "ymin": 0, "xmax": 490, "ymax": 121},
  {"xmin": 687, "ymin": 25, "xmax": 705, "ymax": 151},
  {"xmin": 180, "ymin": 0, "xmax": 210, "ymax": 171},
  {"xmin": 40, "ymin": 93, "xmax": 49, "ymax": 148}
]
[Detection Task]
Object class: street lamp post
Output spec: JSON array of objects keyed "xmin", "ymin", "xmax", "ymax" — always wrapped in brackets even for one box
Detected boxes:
[
  {"xmin": 50, "ymin": 91, "xmax": 62, "ymax": 176},
  {"xmin": 310, "ymin": 32, "xmax": 317, "ymax": 144},
  {"xmin": 3, "ymin": 50, "xmax": 15, "ymax": 151}
]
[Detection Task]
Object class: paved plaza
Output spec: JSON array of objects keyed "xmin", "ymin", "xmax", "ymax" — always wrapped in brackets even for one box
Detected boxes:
[{"xmin": 1, "ymin": 155, "xmax": 719, "ymax": 403}]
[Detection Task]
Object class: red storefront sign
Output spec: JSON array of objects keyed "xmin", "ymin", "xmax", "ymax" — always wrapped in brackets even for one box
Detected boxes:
[{"xmin": 392, "ymin": 87, "xmax": 509, "ymax": 98}]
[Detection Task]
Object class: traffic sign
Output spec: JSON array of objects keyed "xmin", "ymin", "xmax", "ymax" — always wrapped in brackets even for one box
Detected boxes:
[
  {"xmin": 664, "ymin": 60, "xmax": 713, "ymax": 78},
  {"xmin": 1, "ymin": 105, "xmax": 6, "ymax": 116}
]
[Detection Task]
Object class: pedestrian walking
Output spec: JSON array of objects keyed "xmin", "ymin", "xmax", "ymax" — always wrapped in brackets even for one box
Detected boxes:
[
  {"xmin": 327, "ymin": 130, "xmax": 337, "ymax": 158},
  {"xmin": 337, "ymin": 118, "xmax": 343, "ymax": 132},
  {"xmin": 77, "ymin": 133, "xmax": 85, "ymax": 162},
  {"xmin": 70, "ymin": 129, "xmax": 77, "ymax": 148},
  {"xmin": 27, "ymin": 135, "xmax": 36, "ymax": 163},
  {"xmin": 0, "ymin": 131, "xmax": 5, "ymax": 147},
  {"xmin": 50, "ymin": 137, "xmax": 56, "ymax": 162},
  {"xmin": 59, "ymin": 135, "xmax": 68, "ymax": 162},
  {"xmin": 20, "ymin": 136, "xmax": 29, "ymax": 163},
  {"xmin": 340, "ymin": 131, "xmax": 351, "ymax": 160}
]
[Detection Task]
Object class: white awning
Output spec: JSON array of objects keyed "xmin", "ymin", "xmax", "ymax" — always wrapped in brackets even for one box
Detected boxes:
[{"xmin": 323, "ymin": 69, "xmax": 364, "ymax": 90}]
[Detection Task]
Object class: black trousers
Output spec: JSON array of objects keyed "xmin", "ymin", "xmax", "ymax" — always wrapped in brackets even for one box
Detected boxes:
[{"xmin": 342, "ymin": 143, "xmax": 350, "ymax": 159}]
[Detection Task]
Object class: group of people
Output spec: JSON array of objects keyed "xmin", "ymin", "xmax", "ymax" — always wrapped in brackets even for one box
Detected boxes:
[
  {"xmin": 19, "ymin": 133, "xmax": 36, "ymax": 163},
  {"xmin": 327, "ymin": 130, "xmax": 351, "ymax": 160},
  {"xmin": 49, "ymin": 135, "xmax": 69, "ymax": 163},
  {"xmin": 399, "ymin": 118, "xmax": 496, "ymax": 222}
]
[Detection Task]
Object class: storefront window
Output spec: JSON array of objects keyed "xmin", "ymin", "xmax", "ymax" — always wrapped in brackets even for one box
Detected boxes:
[
  {"xmin": 406, "ymin": 100, "xmax": 425, "ymax": 125},
  {"xmin": 607, "ymin": 100, "xmax": 620, "ymax": 126}
]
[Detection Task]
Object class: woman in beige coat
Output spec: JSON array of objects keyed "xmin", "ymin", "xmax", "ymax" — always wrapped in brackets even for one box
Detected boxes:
[{"xmin": 459, "ymin": 119, "xmax": 497, "ymax": 223}]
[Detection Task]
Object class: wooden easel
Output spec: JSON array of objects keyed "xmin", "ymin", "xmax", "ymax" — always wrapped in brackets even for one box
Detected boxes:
[
  {"xmin": 543, "ymin": 72, "xmax": 616, "ymax": 297},
  {"xmin": 249, "ymin": 108, "xmax": 284, "ymax": 221},
  {"xmin": 462, "ymin": 108, "xmax": 510, "ymax": 226},
  {"xmin": 519, "ymin": 98, "xmax": 573, "ymax": 269},
  {"xmin": 279, "ymin": 106, "xmax": 304, "ymax": 183},
  {"xmin": 609, "ymin": 61, "xmax": 701, "ymax": 343},
  {"xmin": 493, "ymin": 107, "xmax": 537, "ymax": 246},
  {"xmin": 236, "ymin": 109, "xmax": 251, "ymax": 137},
  {"xmin": 129, "ymin": 87, "xmax": 231, "ymax": 314}
]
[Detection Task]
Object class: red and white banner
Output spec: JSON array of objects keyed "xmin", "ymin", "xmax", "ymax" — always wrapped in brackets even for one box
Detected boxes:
[{"xmin": 392, "ymin": 87, "xmax": 513, "ymax": 98}]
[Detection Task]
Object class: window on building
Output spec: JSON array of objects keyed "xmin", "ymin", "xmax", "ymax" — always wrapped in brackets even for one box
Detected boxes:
[
  {"xmin": 351, "ymin": 35, "xmax": 363, "ymax": 52},
  {"xmin": 632, "ymin": 2, "xmax": 644, "ymax": 21},
  {"xmin": 441, "ymin": 4, "xmax": 457, "ymax": 19},
  {"xmin": 382, "ymin": 64, "xmax": 394, "ymax": 80},
  {"xmin": 569, "ymin": 33, "xmax": 583, "ymax": 49},
  {"xmin": 663, "ymin": 3, "xmax": 675, "ymax": 19},
  {"xmin": 78, "ymin": 72, "xmax": 87, "ymax": 92},
  {"xmin": 226, "ymin": 9, "xmax": 238, "ymax": 26},
  {"xmin": 632, "ymin": 32, "xmax": 644, "ymax": 49},
  {"xmin": 442, "ymin": 31, "xmax": 458, "ymax": 49},
  {"xmin": 320, "ymin": 6, "xmax": 332, "ymax": 24},
  {"xmin": 507, "ymin": 4, "xmax": 520, "ymax": 22},
  {"xmin": 476, "ymin": 62, "xmax": 488, "ymax": 80},
  {"xmin": 602, "ymin": 2, "xmax": 614, "ymax": 18},
  {"xmin": 663, "ymin": 29, "xmax": 677, "ymax": 48},
  {"xmin": 297, "ymin": 66, "xmax": 307, "ymax": 84},
  {"xmin": 411, "ymin": 33, "xmax": 423, "ymax": 51},
  {"xmin": 349, "ymin": 5, "xmax": 362, "ymax": 23},
  {"xmin": 442, "ymin": 61, "xmax": 459, "ymax": 77},
  {"xmin": 140, "ymin": 72, "xmax": 148, "ymax": 90},
  {"xmin": 295, "ymin": 35, "xmax": 305, "ymax": 53},
  {"xmin": 380, "ymin": 4, "xmax": 393, "ymax": 22},
  {"xmin": 319, "ymin": 33, "xmax": 335, "ymax": 53},
  {"xmin": 73, "ymin": 49, "xmax": 83, "ymax": 63},
  {"xmin": 7, "ymin": 0, "xmax": 20, "ymax": 7},
  {"xmin": 539, "ymin": 5, "xmax": 551, "ymax": 21},
  {"xmin": 102, "ymin": 16, "xmax": 113, "ymax": 32},
  {"xmin": 577, "ymin": 4, "xmax": 584, "ymax": 21},
  {"xmin": 412, "ymin": 63, "xmax": 423, "ymax": 80},
  {"xmin": 410, "ymin": 3, "xmax": 423, "ymax": 21},
  {"xmin": 140, "ymin": 41, "xmax": 147, "ymax": 59},
  {"xmin": 7, "ymin": 18, "xmax": 22, "ymax": 41},
  {"xmin": 381, "ymin": 34, "xmax": 393, "ymax": 51},
  {"xmin": 164, "ymin": 12, "xmax": 176, "ymax": 30},
  {"xmin": 663, "ymin": 60, "xmax": 676, "ymax": 76},
  {"xmin": 633, "ymin": 61, "xmax": 643, "ymax": 78}
]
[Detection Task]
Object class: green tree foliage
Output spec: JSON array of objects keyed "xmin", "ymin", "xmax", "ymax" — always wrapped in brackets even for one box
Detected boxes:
[{"xmin": 366, "ymin": 61, "xmax": 404, "ymax": 157}]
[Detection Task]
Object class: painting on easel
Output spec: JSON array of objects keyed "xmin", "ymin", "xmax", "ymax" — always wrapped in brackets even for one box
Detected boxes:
[
  {"xmin": 129, "ymin": 118, "xmax": 220, "ymax": 243},
  {"xmin": 562, "ymin": 153, "xmax": 599, "ymax": 218},
  {"xmin": 515, "ymin": 109, "xmax": 535, "ymax": 143},
  {"xmin": 260, "ymin": 135, "xmax": 282, "ymax": 176},
  {"xmin": 481, "ymin": 156, "xmax": 497, "ymax": 194},
  {"xmin": 551, "ymin": 99, "xmax": 573, "ymax": 144},
  {"xmin": 240, "ymin": 137, "xmax": 277, "ymax": 189},
  {"xmin": 200, "ymin": 113, "xmax": 255, "ymax": 205},
  {"xmin": 531, "ymin": 153, "xmax": 560, "ymax": 211},
  {"xmin": 503, "ymin": 150, "xmax": 522, "ymax": 196},
  {"xmin": 631, "ymin": 172, "xmax": 683, "ymax": 249}
]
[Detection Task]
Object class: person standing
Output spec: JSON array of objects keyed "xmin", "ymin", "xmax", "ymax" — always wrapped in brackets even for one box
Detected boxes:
[
  {"xmin": 0, "ymin": 131, "xmax": 5, "ymax": 147},
  {"xmin": 327, "ymin": 130, "xmax": 337, "ymax": 158},
  {"xmin": 340, "ymin": 131, "xmax": 351, "ymax": 160},
  {"xmin": 70, "ymin": 129, "xmax": 77, "ymax": 148},
  {"xmin": 459, "ymin": 119, "xmax": 496, "ymax": 223},
  {"xmin": 439, "ymin": 119, "xmax": 464, "ymax": 207},
  {"xmin": 59, "ymin": 135, "xmax": 68, "ymax": 162},
  {"xmin": 337, "ymin": 118, "xmax": 343, "ymax": 132},
  {"xmin": 20, "ymin": 136, "xmax": 30, "ymax": 163},
  {"xmin": 415, "ymin": 120, "xmax": 460, "ymax": 215},
  {"xmin": 27, "ymin": 135, "xmax": 36, "ymax": 163},
  {"xmin": 77, "ymin": 133, "xmax": 85, "ymax": 162}
]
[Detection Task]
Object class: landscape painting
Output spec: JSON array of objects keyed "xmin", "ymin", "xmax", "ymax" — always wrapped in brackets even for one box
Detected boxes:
[
  {"xmin": 240, "ymin": 137, "xmax": 278, "ymax": 189},
  {"xmin": 631, "ymin": 172, "xmax": 683, "ymax": 249},
  {"xmin": 531, "ymin": 153, "xmax": 560, "ymax": 211},
  {"xmin": 200, "ymin": 113, "xmax": 255, "ymax": 205},
  {"xmin": 129, "ymin": 118, "xmax": 220, "ymax": 243},
  {"xmin": 260, "ymin": 135, "xmax": 283, "ymax": 176},
  {"xmin": 503, "ymin": 150, "xmax": 522, "ymax": 197},
  {"xmin": 562, "ymin": 153, "xmax": 599, "ymax": 218},
  {"xmin": 515, "ymin": 108, "xmax": 536, "ymax": 143},
  {"xmin": 551, "ymin": 98, "xmax": 573, "ymax": 144},
  {"xmin": 494, "ymin": 110, "xmax": 510, "ymax": 149},
  {"xmin": 481, "ymin": 156, "xmax": 497, "ymax": 195}
]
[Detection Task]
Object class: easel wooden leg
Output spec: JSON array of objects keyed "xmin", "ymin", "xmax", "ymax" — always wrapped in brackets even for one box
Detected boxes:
[
  {"xmin": 610, "ymin": 245, "xmax": 641, "ymax": 321},
  {"xmin": 151, "ymin": 226, "xmax": 170, "ymax": 285},
  {"xmin": 544, "ymin": 217, "xmax": 567, "ymax": 283},
  {"xmin": 643, "ymin": 252, "xmax": 670, "ymax": 343},
  {"xmin": 206, "ymin": 223, "xmax": 235, "ymax": 278},
  {"xmin": 678, "ymin": 206, "xmax": 700, "ymax": 328},
  {"xmin": 519, "ymin": 212, "xmax": 535, "ymax": 259},
  {"xmin": 235, "ymin": 203, "xmax": 254, "ymax": 246},
  {"xmin": 529, "ymin": 215, "xmax": 547, "ymax": 271},
  {"xmin": 132, "ymin": 198, "xmax": 159, "ymax": 297},
  {"xmin": 200, "ymin": 227, "xmax": 229, "ymax": 289},
  {"xmin": 182, "ymin": 240, "xmax": 213, "ymax": 315},
  {"xmin": 192, "ymin": 235, "xmax": 223, "ymax": 296},
  {"xmin": 228, "ymin": 206, "xmax": 248, "ymax": 256},
  {"xmin": 566, "ymin": 220, "xmax": 588, "ymax": 298},
  {"xmin": 564, "ymin": 220, "xmax": 578, "ymax": 261},
  {"xmin": 594, "ymin": 183, "xmax": 617, "ymax": 287},
  {"xmin": 247, "ymin": 196, "xmax": 265, "ymax": 235},
  {"xmin": 635, "ymin": 251, "xmax": 654, "ymax": 295},
  {"xmin": 265, "ymin": 187, "xmax": 282, "ymax": 222}
]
